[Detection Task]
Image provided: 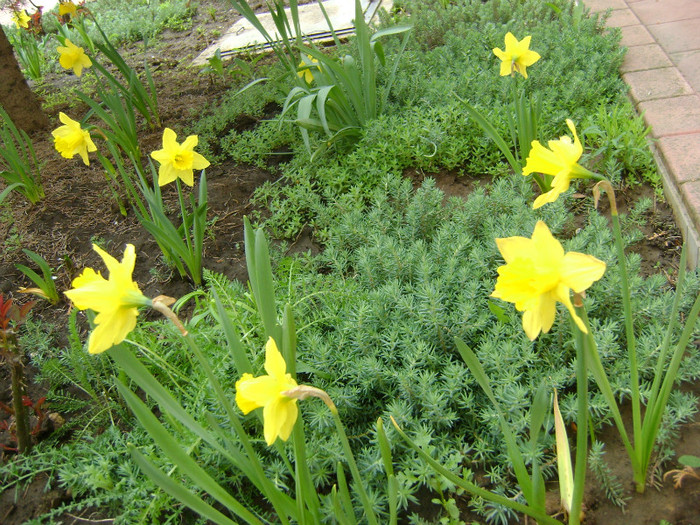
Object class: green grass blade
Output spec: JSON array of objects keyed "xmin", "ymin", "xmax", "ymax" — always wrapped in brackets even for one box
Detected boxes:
[
  {"xmin": 129, "ymin": 446, "xmax": 241, "ymax": 525},
  {"xmin": 117, "ymin": 382, "xmax": 263, "ymax": 524}
]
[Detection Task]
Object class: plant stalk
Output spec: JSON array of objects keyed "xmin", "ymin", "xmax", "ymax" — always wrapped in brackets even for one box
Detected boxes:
[{"xmin": 10, "ymin": 350, "xmax": 32, "ymax": 453}]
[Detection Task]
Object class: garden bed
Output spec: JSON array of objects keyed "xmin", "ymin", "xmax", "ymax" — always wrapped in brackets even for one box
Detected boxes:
[{"xmin": 1, "ymin": 0, "xmax": 700, "ymax": 523}]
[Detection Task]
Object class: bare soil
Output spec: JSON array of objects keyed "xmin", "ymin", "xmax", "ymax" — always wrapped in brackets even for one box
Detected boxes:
[{"xmin": 1, "ymin": 1, "xmax": 699, "ymax": 523}]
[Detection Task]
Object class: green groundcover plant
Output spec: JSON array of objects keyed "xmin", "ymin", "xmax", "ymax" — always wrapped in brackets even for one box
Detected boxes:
[
  {"xmin": 2, "ymin": 0, "xmax": 698, "ymax": 524},
  {"xmin": 6, "ymin": 174, "xmax": 699, "ymax": 524}
]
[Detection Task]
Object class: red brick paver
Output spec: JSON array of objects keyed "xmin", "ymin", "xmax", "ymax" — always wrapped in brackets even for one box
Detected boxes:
[{"xmin": 583, "ymin": 0, "xmax": 700, "ymax": 267}]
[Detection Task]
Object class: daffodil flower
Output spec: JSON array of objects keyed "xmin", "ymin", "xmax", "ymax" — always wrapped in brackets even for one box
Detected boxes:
[
  {"xmin": 297, "ymin": 55, "xmax": 320, "ymax": 84},
  {"xmin": 150, "ymin": 128, "xmax": 210, "ymax": 187},
  {"xmin": 523, "ymin": 119, "xmax": 596, "ymax": 209},
  {"xmin": 52, "ymin": 112, "xmax": 97, "ymax": 166},
  {"xmin": 11, "ymin": 10, "xmax": 31, "ymax": 29},
  {"xmin": 65, "ymin": 244, "xmax": 150, "ymax": 354},
  {"xmin": 59, "ymin": 1, "xmax": 78, "ymax": 17},
  {"xmin": 57, "ymin": 38, "xmax": 92, "ymax": 77},
  {"xmin": 235, "ymin": 337, "xmax": 299, "ymax": 446},
  {"xmin": 492, "ymin": 221, "xmax": 606, "ymax": 340},
  {"xmin": 493, "ymin": 32, "xmax": 541, "ymax": 79}
]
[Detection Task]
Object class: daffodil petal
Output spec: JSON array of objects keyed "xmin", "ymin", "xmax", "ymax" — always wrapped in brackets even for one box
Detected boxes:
[
  {"xmin": 162, "ymin": 128, "xmax": 178, "ymax": 148},
  {"xmin": 64, "ymin": 269, "xmax": 108, "ymax": 310},
  {"xmin": 523, "ymin": 142, "xmax": 567, "ymax": 176},
  {"xmin": 533, "ymin": 188, "xmax": 563, "ymax": 209},
  {"xmin": 191, "ymin": 152, "xmax": 210, "ymax": 170},
  {"xmin": 157, "ymin": 164, "xmax": 179, "ymax": 186},
  {"xmin": 504, "ymin": 32, "xmax": 518, "ymax": 49},
  {"xmin": 264, "ymin": 337, "xmax": 287, "ymax": 377},
  {"xmin": 531, "ymin": 221, "xmax": 565, "ymax": 260},
  {"xmin": 89, "ymin": 306, "xmax": 138, "ymax": 354},
  {"xmin": 560, "ymin": 252, "xmax": 606, "ymax": 293},
  {"xmin": 263, "ymin": 396, "xmax": 298, "ymax": 445},
  {"xmin": 181, "ymin": 135, "xmax": 199, "ymax": 150},
  {"xmin": 554, "ymin": 284, "xmax": 587, "ymax": 334},
  {"xmin": 492, "ymin": 258, "xmax": 537, "ymax": 306},
  {"xmin": 495, "ymin": 235, "xmax": 533, "ymax": 264},
  {"xmin": 521, "ymin": 50, "xmax": 541, "ymax": 66}
]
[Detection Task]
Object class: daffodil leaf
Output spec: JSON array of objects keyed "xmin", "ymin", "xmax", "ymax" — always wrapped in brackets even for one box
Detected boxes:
[
  {"xmin": 488, "ymin": 300, "xmax": 511, "ymax": 323},
  {"xmin": 553, "ymin": 389, "xmax": 574, "ymax": 514}
]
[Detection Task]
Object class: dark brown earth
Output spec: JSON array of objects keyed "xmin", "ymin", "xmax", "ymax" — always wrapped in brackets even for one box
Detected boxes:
[{"xmin": 1, "ymin": 1, "xmax": 699, "ymax": 523}]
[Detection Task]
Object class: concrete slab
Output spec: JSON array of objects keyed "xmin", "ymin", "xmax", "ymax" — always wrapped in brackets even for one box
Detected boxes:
[
  {"xmin": 623, "ymin": 67, "xmax": 693, "ymax": 103},
  {"xmin": 638, "ymin": 95, "xmax": 700, "ymax": 137},
  {"xmin": 194, "ymin": 0, "xmax": 392, "ymax": 65},
  {"xmin": 605, "ymin": 7, "xmax": 640, "ymax": 27},
  {"xmin": 629, "ymin": 0, "xmax": 700, "ymax": 25},
  {"xmin": 658, "ymin": 134, "xmax": 700, "ymax": 184},
  {"xmin": 671, "ymin": 49, "xmax": 700, "ymax": 92},
  {"xmin": 618, "ymin": 24, "xmax": 655, "ymax": 46},
  {"xmin": 647, "ymin": 18, "xmax": 700, "ymax": 54},
  {"xmin": 620, "ymin": 43, "xmax": 671, "ymax": 73},
  {"xmin": 584, "ymin": 0, "xmax": 627, "ymax": 13}
]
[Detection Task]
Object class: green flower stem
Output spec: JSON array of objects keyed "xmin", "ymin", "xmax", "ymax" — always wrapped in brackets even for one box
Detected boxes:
[
  {"xmin": 10, "ymin": 350, "xmax": 31, "ymax": 454},
  {"xmin": 291, "ymin": 387, "xmax": 378, "ymax": 525},
  {"xmin": 575, "ymin": 305, "xmax": 637, "ymax": 467},
  {"xmin": 329, "ymin": 401, "xmax": 378, "ymax": 525},
  {"xmin": 509, "ymin": 79, "xmax": 521, "ymax": 165},
  {"xmin": 176, "ymin": 179, "xmax": 193, "ymax": 254},
  {"xmin": 596, "ymin": 180, "xmax": 643, "ymax": 487},
  {"xmin": 570, "ymin": 296, "xmax": 588, "ymax": 525},
  {"xmin": 647, "ymin": 244, "xmax": 686, "ymax": 410}
]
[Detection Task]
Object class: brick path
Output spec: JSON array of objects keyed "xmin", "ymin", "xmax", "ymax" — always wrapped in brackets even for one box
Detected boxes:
[{"xmin": 584, "ymin": 0, "xmax": 700, "ymax": 267}]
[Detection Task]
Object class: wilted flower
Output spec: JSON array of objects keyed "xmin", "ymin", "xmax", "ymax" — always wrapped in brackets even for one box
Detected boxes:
[
  {"xmin": 64, "ymin": 244, "xmax": 150, "ymax": 354},
  {"xmin": 236, "ymin": 337, "xmax": 299, "ymax": 446},
  {"xmin": 57, "ymin": 38, "xmax": 92, "ymax": 76},
  {"xmin": 52, "ymin": 112, "xmax": 97, "ymax": 166},
  {"xmin": 523, "ymin": 119, "xmax": 596, "ymax": 209},
  {"xmin": 11, "ymin": 10, "xmax": 31, "ymax": 29},
  {"xmin": 493, "ymin": 32, "xmax": 541, "ymax": 79},
  {"xmin": 492, "ymin": 221, "xmax": 605, "ymax": 340},
  {"xmin": 150, "ymin": 128, "xmax": 210, "ymax": 186}
]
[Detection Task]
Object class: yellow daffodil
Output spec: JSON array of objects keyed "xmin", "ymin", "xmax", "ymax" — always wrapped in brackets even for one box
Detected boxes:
[
  {"xmin": 59, "ymin": 1, "xmax": 78, "ymax": 17},
  {"xmin": 492, "ymin": 221, "xmax": 605, "ymax": 340},
  {"xmin": 150, "ymin": 128, "xmax": 210, "ymax": 187},
  {"xmin": 493, "ymin": 32, "xmax": 541, "ymax": 79},
  {"xmin": 52, "ymin": 112, "xmax": 97, "ymax": 166},
  {"xmin": 523, "ymin": 119, "xmax": 596, "ymax": 209},
  {"xmin": 12, "ymin": 10, "xmax": 31, "ymax": 29},
  {"xmin": 297, "ymin": 55, "xmax": 320, "ymax": 84},
  {"xmin": 235, "ymin": 337, "xmax": 299, "ymax": 446},
  {"xmin": 64, "ymin": 244, "xmax": 150, "ymax": 354},
  {"xmin": 57, "ymin": 38, "xmax": 92, "ymax": 77}
]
